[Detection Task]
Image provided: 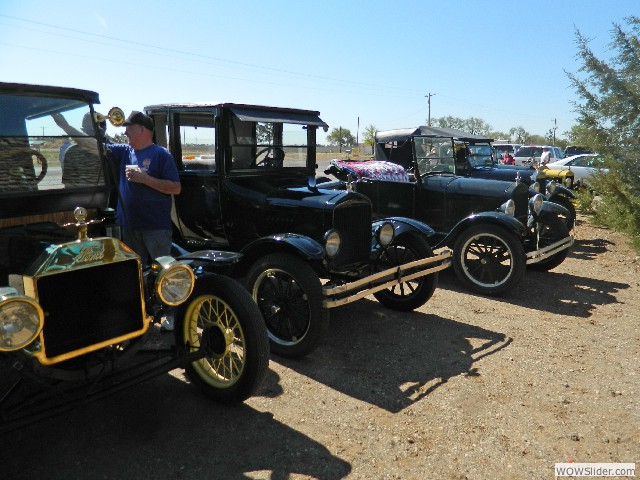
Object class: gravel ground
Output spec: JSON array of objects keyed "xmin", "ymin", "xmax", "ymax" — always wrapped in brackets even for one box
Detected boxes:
[{"xmin": 2, "ymin": 214, "xmax": 638, "ymax": 480}]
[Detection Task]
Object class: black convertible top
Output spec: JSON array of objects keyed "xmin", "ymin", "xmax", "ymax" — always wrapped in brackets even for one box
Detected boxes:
[{"xmin": 375, "ymin": 126, "xmax": 494, "ymax": 144}]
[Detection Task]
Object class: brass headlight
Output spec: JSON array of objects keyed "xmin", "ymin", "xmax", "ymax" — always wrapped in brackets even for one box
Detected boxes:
[
  {"xmin": 152, "ymin": 257, "xmax": 195, "ymax": 306},
  {"xmin": 0, "ymin": 288, "xmax": 44, "ymax": 352},
  {"xmin": 324, "ymin": 229, "xmax": 341, "ymax": 258},
  {"xmin": 377, "ymin": 222, "xmax": 395, "ymax": 246},
  {"xmin": 547, "ymin": 180, "xmax": 558, "ymax": 194},
  {"xmin": 529, "ymin": 194, "xmax": 544, "ymax": 216},
  {"xmin": 500, "ymin": 199, "xmax": 516, "ymax": 217}
]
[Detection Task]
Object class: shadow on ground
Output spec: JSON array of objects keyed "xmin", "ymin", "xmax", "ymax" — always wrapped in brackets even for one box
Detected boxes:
[
  {"xmin": 274, "ymin": 301, "xmax": 511, "ymax": 413},
  {"xmin": 1, "ymin": 371, "xmax": 351, "ymax": 480}
]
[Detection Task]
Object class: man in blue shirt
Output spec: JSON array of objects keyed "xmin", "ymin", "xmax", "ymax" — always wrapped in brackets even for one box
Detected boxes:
[{"xmin": 110, "ymin": 111, "xmax": 181, "ymax": 269}]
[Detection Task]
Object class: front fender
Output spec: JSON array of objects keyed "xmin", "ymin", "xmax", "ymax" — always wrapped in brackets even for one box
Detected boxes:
[
  {"xmin": 440, "ymin": 212, "xmax": 526, "ymax": 247},
  {"xmin": 374, "ymin": 216, "xmax": 435, "ymax": 238},
  {"xmin": 547, "ymin": 185, "xmax": 577, "ymax": 200},
  {"xmin": 242, "ymin": 233, "xmax": 325, "ymax": 261},
  {"xmin": 538, "ymin": 200, "xmax": 570, "ymax": 218}
]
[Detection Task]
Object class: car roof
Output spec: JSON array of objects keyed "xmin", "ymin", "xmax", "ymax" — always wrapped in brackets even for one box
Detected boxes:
[
  {"xmin": 0, "ymin": 81, "xmax": 100, "ymax": 104},
  {"xmin": 375, "ymin": 126, "xmax": 494, "ymax": 143}
]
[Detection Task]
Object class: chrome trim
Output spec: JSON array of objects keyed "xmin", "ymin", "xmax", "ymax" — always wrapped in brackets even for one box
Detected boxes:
[
  {"xmin": 322, "ymin": 250, "xmax": 452, "ymax": 308},
  {"xmin": 526, "ymin": 235, "xmax": 574, "ymax": 264}
]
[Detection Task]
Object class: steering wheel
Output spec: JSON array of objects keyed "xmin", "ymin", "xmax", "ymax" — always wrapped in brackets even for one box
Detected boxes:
[
  {"xmin": 255, "ymin": 147, "xmax": 285, "ymax": 168},
  {"xmin": 13, "ymin": 147, "xmax": 48, "ymax": 184}
]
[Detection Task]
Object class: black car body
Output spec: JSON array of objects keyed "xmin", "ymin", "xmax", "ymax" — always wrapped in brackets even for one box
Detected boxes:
[
  {"xmin": 0, "ymin": 82, "xmax": 269, "ymax": 432},
  {"xmin": 405, "ymin": 127, "xmax": 577, "ymax": 223},
  {"xmin": 322, "ymin": 129, "xmax": 574, "ymax": 296},
  {"xmin": 143, "ymin": 103, "xmax": 451, "ymax": 357}
]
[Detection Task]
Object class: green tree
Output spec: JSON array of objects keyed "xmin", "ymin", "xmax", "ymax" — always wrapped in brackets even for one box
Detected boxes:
[
  {"xmin": 566, "ymin": 16, "xmax": 640, "ymax": 247},
  {"xmin": 326, "ymin": 127, "xmax": 356, "ymax": 152},
  {"xmin": 432, "ymin": 116, "xmax": 492, "ymax": 135},
  {"xmin": 362, "ymin": 124, "xmax": 377, "ymax": 151},
  {"xmin": 508, "ymin": 126, "xmax": 531, "ymax": 144}
]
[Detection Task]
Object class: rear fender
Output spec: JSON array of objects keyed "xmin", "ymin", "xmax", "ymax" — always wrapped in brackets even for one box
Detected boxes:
[{"xmin": 440, "ymin": 212, "xmax": 525, "ymax": 247}]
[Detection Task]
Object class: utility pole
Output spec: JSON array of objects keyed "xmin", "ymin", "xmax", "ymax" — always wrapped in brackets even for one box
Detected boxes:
[
  {"xmin": 426, "ymin": 93, "xmax": 435, "ymax": 126},
  {"xmin": 552, "ymin": 118, "xmax": 557, "ymax": 146}
]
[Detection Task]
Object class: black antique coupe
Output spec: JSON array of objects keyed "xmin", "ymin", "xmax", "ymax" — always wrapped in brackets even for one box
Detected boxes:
[
  {"xmin": 374, "ymin": 126, "xmax": 577, "ymax": 229},
  {"xmin": 322, "ymin": 130, "xmax": 574, "ymax": 296},
  {"xmin": 142, "ymin": 102, "xmax": 451, "ymax": 358},
  {"xmin": 0, "ymin": 82, "xmax": 270, "ymax": 432}
]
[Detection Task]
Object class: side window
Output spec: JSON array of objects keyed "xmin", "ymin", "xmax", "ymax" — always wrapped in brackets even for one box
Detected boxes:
[
  {"xmin": 175, "ymin": 112, "xmax": 216, "ymax": 172},
  {"xmin": 0, "ymin": 98, "xmax": 104, "ymax": 194},
  {"xmin": 229, "ymin": 118, "xmax": 309, "ymax": 171}
]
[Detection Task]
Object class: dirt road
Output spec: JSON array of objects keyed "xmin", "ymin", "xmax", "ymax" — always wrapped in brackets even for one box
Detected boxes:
[{"xmin": 2, "ymin": 214, "xmax": 638, "ymax": 479}]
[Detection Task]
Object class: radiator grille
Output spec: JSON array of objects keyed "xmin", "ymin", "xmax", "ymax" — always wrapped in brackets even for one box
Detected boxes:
[
  {"xmin": 513, "ymin": 187, "xmax": 530, "ymax": 222},
  {"xmin": 36, "ymin": 259, "xmax": 144, "ymax": 359},
  {"xmin": 332, "ymin": 201, "xmax": 371, "ymax": 267}
]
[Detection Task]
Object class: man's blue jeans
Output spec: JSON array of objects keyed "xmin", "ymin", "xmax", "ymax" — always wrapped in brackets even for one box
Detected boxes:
[{"xmin": 122, "ymin": 229, "xmax": 172, "ymax": 268}]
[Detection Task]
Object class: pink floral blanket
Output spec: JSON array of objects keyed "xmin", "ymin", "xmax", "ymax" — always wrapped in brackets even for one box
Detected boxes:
[{"xmin": 330, "ymin": 159, "xmax": 409, "ymax": 182}]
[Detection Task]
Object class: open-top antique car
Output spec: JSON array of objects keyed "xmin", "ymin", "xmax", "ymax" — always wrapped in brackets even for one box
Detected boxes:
[
  {"xmin": 141, "ymin": 102, "xmax": 451, "ymax": 358},
  {"xmin": 321, "ymin": 129, "xmax": 574, "ymax": 296},
  {"xmin": 0, "ymin": 82, "xmax": 270, "ymax": 432},
  {"xmin": 379, "ymin": 127, "xmax": 577, "ymax": 229}
]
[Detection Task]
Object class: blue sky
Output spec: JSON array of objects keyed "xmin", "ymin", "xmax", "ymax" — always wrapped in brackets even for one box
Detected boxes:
[{"xmin": 1, "ymin": 1, "xmax": 636, "ymax": 142}]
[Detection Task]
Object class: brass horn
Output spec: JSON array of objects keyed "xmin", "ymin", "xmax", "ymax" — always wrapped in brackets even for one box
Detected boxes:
[{"xmin": 95, "ymin": 107, "xmax": 125, "ymax": 127}]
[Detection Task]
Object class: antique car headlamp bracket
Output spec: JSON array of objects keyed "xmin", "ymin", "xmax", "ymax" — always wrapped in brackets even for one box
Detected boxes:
[
  {"xmin": 151, "ymin": 257, "xmax": 195, "ymax": 306},
  {"xmin": 324, "ymin": 229, "xmax": 342, "ymax": 258},
  {"xmin": 377, "ymin": 222, "xmax": 395, "ymax": 246},
  {"xmin": 0, "ymin": 288, "xmax": 45, "ymax": 352},
  {"xmin": 529, "ymin": 194, "xmax": 544, "ymax": 216}
]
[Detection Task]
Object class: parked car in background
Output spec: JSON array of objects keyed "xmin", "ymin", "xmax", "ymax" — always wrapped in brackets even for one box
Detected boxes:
[
  {"xmin": 513, "ymin": 145, "xmax": 563, "ymax": 166},
  {"xmin": 321, "ymin": 129, "xmax": 574, "ymax": 296},
  {"xmin": 0, "ymin": 82, "xmax": 270, "ymax": 432},
  {"xmin": 546, "ymin": 153, "xmax": 609, "ymax": 189},
  {"xmin": 493, "ymin": 143, "xmax": 521, "ymax": 163},
  {"xmin": 143, "ymin": 102, "xmax": 451, "ymax": 358},
  {"xmin": 563, "ymin": 146, "xmax": 593, "ymax": 157}
]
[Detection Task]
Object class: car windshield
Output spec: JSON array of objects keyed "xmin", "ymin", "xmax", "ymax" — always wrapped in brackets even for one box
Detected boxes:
[
  {"xmin": 467, "ymin": 144, "xmax": 494, "ymax": 166},
  {"xmin": 516, "ymin": 147, "xmax": 543, "ymax": 157},
  {"xmin": 0, "ymin": 92, "xmax": 104, "ymax": 193},
  {"xmin": 412, "ymin": 136, "xmax": 455, "ymax": 175}
]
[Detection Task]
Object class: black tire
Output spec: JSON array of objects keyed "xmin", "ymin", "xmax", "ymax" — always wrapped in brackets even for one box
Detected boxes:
[
  {"xmin": 175, "ymin": 274, "xmax": 269, "ymax": 404},
  {"xmin": 372, "ymin": 234, "xmax": 438, "ymax": 311},
  {"xmin": 245, "ymin": 253, "xmax": 328, "ymax": 358},
  {"xmin": 452, "ymin": 224, "xmax": 526, "ymax": 296},
  {"xmin": 527, "ymin": 214, "xmax": 571, "ymax": 272},
  {"xmin": 549, "ymin": 195, "xmax": 576, "ymax": 231}
]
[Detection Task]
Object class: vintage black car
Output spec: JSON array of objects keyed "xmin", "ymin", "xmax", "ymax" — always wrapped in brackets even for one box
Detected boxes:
[
  {"xmin": 379, "ymin": 127, "xmax": 577, "ymax": 229},
  {"xmin": 322, "ymin": 129, "xmax": 574, "ymax": 296},
  {"xmin": 141, "ymin": 102, "xmax": 451, "ymax": 358},
  {"xmin": 0, "ymin": 83, "xmax": 270, "ymax": 432}
]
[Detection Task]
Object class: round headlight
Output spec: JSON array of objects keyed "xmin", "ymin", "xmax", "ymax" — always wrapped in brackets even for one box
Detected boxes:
[
  {"xmin": 377, "ymin": 222, "xmax": 395, "ymax": 246},
  {"xmin": 500, "ymin": 199, "xmax": 516, "ymax": 216},
  {"xmin": 564, "ymin": 177, "xmax": 573, "ymax": 188},
  {"xmin": 324, "ymin": 229, "xmax": 341, "ymax": 258},
  {"xmin": 530, "ymin": 193, "xmax": 544, "ymax": 216},
  {"xmin": 154, "ymin": 262, "xmax": 195, "ymax": 306},
  {"xmin": 547, "ymin": 180, "xmax": 557, "ymax": 194},
  {"xmin": 532, "ymin": 181, "xmax": 541, "ymax": 193},
  {"xmin": 0, "ymin": 294, "xmax": 44, "ymax": 352}
]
